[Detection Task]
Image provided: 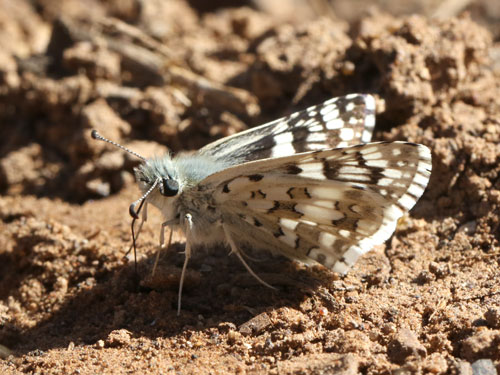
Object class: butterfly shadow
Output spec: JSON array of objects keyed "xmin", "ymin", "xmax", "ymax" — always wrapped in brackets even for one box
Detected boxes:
[{"xmin": 2, "ymin": 242, "xmax": 329, "ymax": 355}]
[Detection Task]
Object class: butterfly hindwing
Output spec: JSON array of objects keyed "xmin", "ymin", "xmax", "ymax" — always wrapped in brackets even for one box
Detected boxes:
[
  {"xmin": 198, "ymin": 94, "xmax": 376, "ymax": 166},
  {"xmin": 201, "ymin": 142, "xmax": 432, "ymax": 273}
]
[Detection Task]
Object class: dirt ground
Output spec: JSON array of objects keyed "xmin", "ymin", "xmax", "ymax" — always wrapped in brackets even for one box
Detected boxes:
[{"xmin": 0, "ymin": 0, "xmax": 499, "ymax": 374}]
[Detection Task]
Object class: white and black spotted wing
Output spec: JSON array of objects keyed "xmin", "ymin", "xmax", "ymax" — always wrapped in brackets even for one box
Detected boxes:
[
  {"xmin": 198, "ymin": 94, "xmax": 375, "ymax": 165},
  {"xmin": 200, "ymin": 141, "xmax": 432, "ymax": 273}
]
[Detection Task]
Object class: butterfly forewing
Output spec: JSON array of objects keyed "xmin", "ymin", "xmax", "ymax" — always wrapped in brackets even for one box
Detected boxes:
[
  {"xmin": 198, "ymin": 94, "xmax": 376, "ymax": 165},
  {"xmin": 201, "ymin": 141, "xmax": 431, "ymax": 273}
]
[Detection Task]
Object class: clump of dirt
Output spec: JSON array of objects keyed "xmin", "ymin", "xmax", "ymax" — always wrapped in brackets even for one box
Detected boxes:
[{"xmin": 0, "ymin": 1, "xmax": 499, "ymax": 374}]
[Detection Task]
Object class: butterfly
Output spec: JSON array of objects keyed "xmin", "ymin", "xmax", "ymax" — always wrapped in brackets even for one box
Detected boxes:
[{"xmin": 91, "ymin": 94, "xmax": 432, "ymax": 315}]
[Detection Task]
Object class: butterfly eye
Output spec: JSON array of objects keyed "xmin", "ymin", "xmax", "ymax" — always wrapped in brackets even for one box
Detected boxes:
[
  {"xmin": 139, "ymin": 177, "xmax": 150, "ymax": 184},
  {"xmin": 160, "ymin": 177, "xmax": 179, "ymax": 197}
]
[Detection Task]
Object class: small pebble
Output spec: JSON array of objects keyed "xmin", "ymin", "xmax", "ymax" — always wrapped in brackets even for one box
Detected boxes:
[{"xmin": 471, "ymin": 359, "xmax": 496, "ymax": 375}]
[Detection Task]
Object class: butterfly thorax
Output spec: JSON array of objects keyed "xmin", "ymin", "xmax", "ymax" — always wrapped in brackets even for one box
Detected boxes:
[{"xmin": 136, "ymin": 153, "xmax": 230, "ymax": 187}]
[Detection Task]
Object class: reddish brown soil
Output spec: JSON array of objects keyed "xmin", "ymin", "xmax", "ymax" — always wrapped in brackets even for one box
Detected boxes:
[{"xmin": 1, "ymin": 1, "xmax": 500, "ymax": 374}]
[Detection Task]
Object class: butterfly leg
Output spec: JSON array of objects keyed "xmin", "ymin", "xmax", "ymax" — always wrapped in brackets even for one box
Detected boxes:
[
  {"xmin": 151, "ymin": 222, "xmax": 173, "ymax": 277},
  {"xmin": 222, "ymin": 224, "xmax": 277, "ymax": 290},
  {"xmin": 177, "ymin": 213, "xmax": 193, "ymax": 316},
  {"xmin": 235, "ymin": 248, "xmax": 264, "ymax": 263},
  {"xmin": 227, "ymin": 243, "xmax": 264, "ymax": 263}
]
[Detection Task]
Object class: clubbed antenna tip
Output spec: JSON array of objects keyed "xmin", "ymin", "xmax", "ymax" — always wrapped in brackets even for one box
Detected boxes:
[
  {"xmin": 90, "ymin": 129, "xmax": 146, "ymax": 161},
  {"xmin": 129, "ymin": 202, "xmax": 140, "ymax": 219},
  {"xmin": 128, "ymin": 178, "xmax": 159, "ymax": 218}
]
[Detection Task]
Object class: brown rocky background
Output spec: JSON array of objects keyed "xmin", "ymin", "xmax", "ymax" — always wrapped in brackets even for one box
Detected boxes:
[{"xmin": 0, "ymin": 0, "xmax": 499, "ymax": 374}]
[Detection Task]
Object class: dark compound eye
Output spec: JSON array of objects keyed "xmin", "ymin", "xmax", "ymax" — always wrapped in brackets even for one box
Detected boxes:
[
  {"xmin": 161, "ymin": 177, "xmax": 179, "ymax": 197},
  {"xmin": 139, "ymin": 177, "xmax": 150, "ymax": 183}
]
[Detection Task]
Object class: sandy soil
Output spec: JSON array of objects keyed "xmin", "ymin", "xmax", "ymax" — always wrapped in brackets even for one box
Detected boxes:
[{"xmin": 1, "ymin": 1, "xmax": 499, "ymax": 374}]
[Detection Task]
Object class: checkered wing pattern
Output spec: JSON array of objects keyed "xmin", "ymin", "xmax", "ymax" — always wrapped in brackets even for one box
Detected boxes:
[
  {"xmin": 198, "ymin": 94, "xmax": 375, "ymax": 165},
  {"xmin": 200, "ymin": 141, "xmax": 432, "ymax": 273}
]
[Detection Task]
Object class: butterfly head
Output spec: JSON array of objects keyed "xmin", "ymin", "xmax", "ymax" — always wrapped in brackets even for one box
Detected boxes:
[
  {"xmin": 130, "ymin": 155, "xmax": 184, "ymax": 221},
  {"xmin": 90, "ymin": 130, "xmax": 181, "ymax": 220}
]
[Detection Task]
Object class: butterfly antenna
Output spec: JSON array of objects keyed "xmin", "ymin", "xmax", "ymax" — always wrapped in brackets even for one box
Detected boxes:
[
  {"xmin": 129, "ymin": 198, "xmax": 145, "ymax": 274},
  {"xmin": 129, "ymin": 178, "xmax": 159, "ymax": 219},
  {"xmin": 128, "ymin": 179, "xmax": 159, "ymax": 274},
  {"xmin": 91, "ymin": 130, "xmax": 146, "ymax": 161}
]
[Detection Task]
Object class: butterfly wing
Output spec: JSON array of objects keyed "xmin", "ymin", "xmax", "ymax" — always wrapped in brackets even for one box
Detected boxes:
[
  {"xmin": 197, "ymin": 141, "xmax": 431, "ymax": 273},
  {"xmin": 197, "ymin": 94, "xmax": 376, "ymax": 166}
]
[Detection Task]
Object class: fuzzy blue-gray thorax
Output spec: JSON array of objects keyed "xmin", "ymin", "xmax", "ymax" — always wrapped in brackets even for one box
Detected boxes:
[{"xmin": 135, "ymin": 152, "xmax": 230, "ymax": 191}]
